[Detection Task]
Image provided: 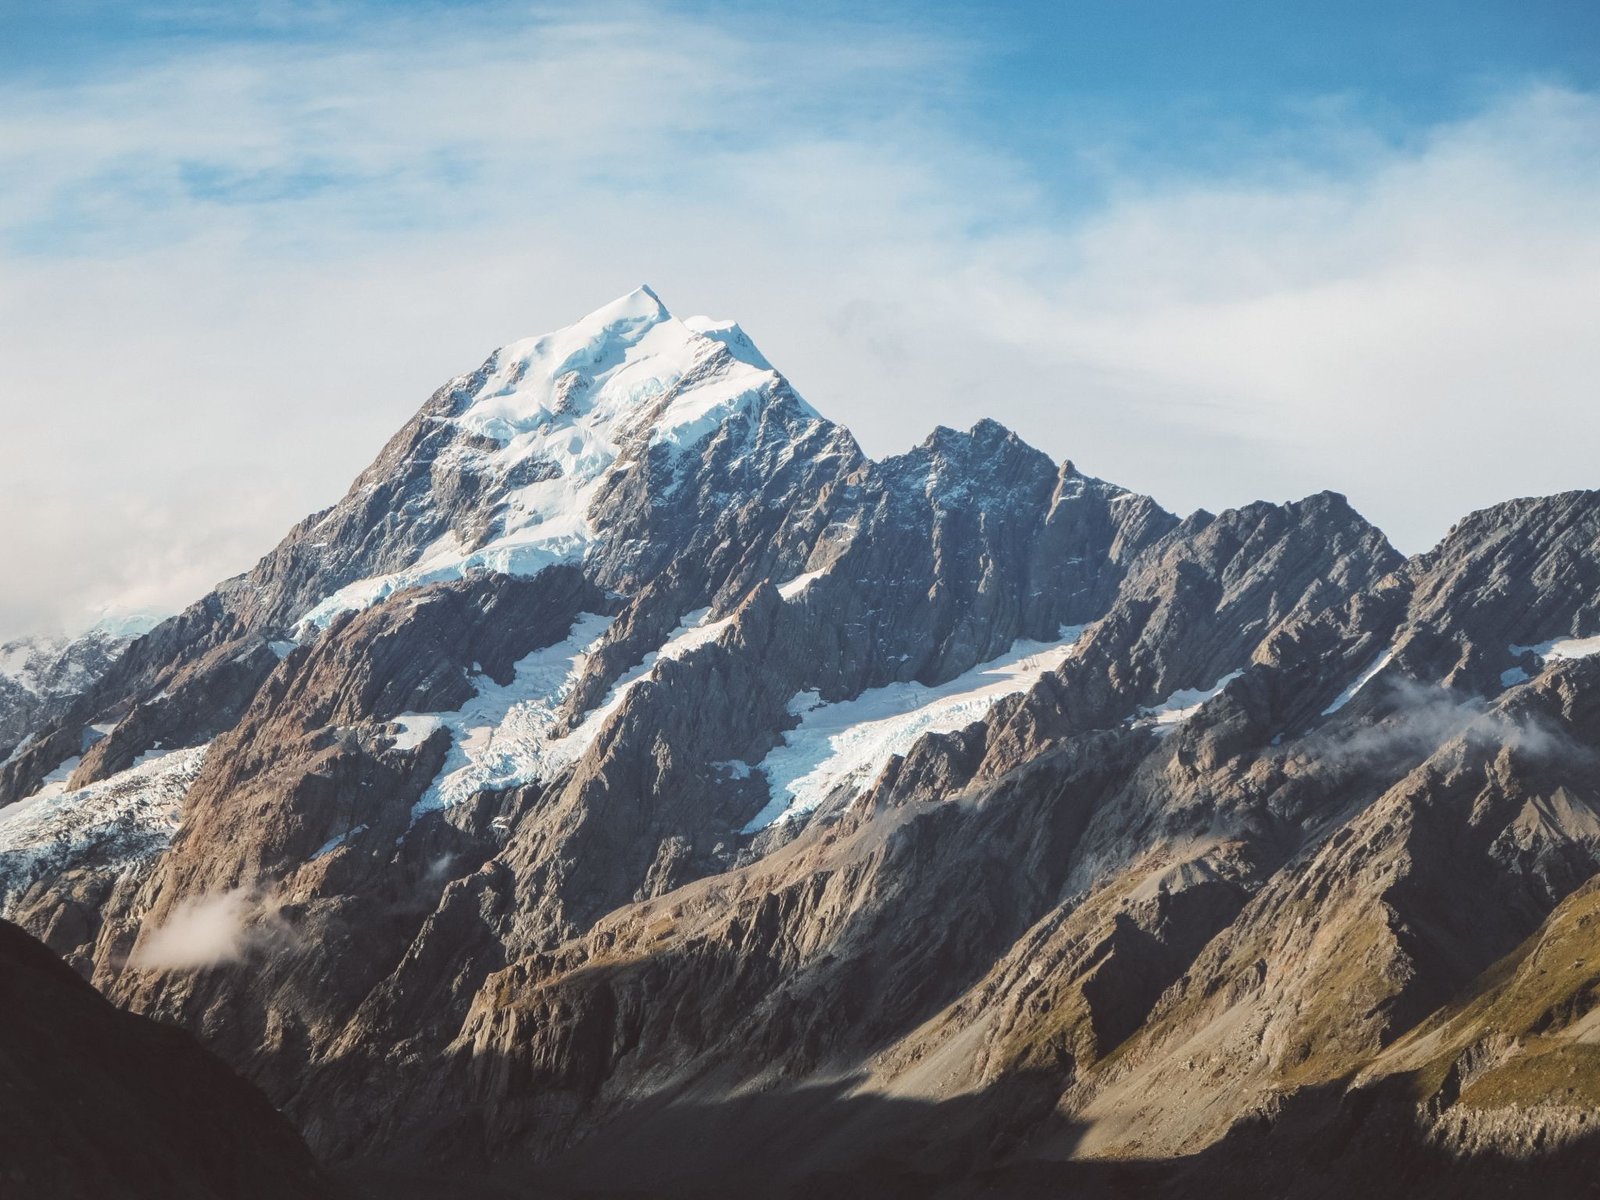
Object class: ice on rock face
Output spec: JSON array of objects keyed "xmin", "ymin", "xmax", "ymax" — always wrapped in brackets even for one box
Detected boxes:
[
  {"xmin": 300, "ymin": 287, "xmax": 816, "ymax": 630},
  {"xmin": 1136, "ymin": 670, "xmax": 1245, "ymax": 729},
  {"xmin": 0, "ymin": 745, "xmax": 207, "ymax": 915},
  {"xmin": 403, "ymin": 606, "xmax": 739, "ymax": 828},
  {"xmin": 743, "ymin": 629, "xmax": 1087, "ymax": 832}
]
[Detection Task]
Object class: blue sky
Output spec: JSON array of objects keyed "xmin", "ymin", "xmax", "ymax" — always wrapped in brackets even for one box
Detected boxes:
[
  {"xmin": 0, "ymin": 1, "xmax": 1597, "ymax": 635},
  {"xmin": 10, "ymin": 2, "xmax": 1597, "ymax": 104},
  {"xmin": 9, "ymin": 2, "xmax": 1596, "ymax": 142},
  {"xmin": 6, "ymin": 1, "xmax": 1597, "ymax": 249}
]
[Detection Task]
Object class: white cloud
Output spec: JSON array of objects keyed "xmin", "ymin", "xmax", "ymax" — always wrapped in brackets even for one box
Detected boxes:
[
  {"xmin": 130, "ymin": 887, "xmax": 288, "ymax": 969},
  {"xmin": 0, "ymin": 4, "xmax": 1596, "ymax": 637}
]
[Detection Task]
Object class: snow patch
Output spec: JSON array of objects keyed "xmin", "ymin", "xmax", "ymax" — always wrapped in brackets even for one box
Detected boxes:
[
  {"xmin": 1137, "ymin": 670, "xmax": 1245, "ymax": 729},
  {"xmin": 312, "ymin": 823, "xmax": 369, "ymax": 860},
  {"xmin": 742, "ymin": 627, "xmax": 1086, "ymax": 832},
  {"xmin": 1498, "ymin": 636, "xmax": 1600, "ymax": 688},
  {"xmin": 27, "ymin": 755, "xmax": 84, "ymax": 803},
  {"xmin": 1511, "ymin": 635, "xmax": 1600, "ymax": 663},
  {"xmin": 1322, "ymin": 650, "xmax": 1394, "ymax": 716},
  {"xmin": 653, "ymin": 608, "xmax": 736, "ymax": 664},
  {"xmin": 777, "ymin": 569, "xmax": 826, "ymax": 600},
  {"xmin": 390, "ymin": 714, "xmax": 442, "ymax": 751}
]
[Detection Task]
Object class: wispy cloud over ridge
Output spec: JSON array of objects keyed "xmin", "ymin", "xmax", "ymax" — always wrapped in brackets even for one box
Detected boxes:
[{"xmin": 130, "ymin": 886, "xmax": 296, "ymax": 970}]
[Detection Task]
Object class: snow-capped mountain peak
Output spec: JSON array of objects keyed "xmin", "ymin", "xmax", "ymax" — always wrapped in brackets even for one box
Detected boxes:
[
  {"xmin": 458, "ymin": 284, "xmax": 799, "ymax": 455},
  {"xmin": 300, "ymin": 288, "xmax": 817, "ymax": 628}
]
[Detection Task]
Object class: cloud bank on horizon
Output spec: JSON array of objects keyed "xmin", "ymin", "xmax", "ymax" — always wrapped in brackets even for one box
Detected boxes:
[{"xmin": 0, "ymin": 0, "xmax": 1597, "ymax": 638}]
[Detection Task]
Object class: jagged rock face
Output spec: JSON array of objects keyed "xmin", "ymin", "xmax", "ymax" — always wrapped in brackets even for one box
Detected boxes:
[
  {"xmin": 6, "ymin": 290, "xmax": 1600, "ymax": 1197},
  {"xmin": 0, "ymin": 918, "xmax": 340, "ymax": 1200}
]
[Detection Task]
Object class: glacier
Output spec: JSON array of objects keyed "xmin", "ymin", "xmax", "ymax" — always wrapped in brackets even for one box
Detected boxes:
[
  {"xmin": 0, "ymin": 745, "xmax": 207, "ymax": 915},
  {"xmin": 404, "ymin": 605, "xmax": 740, "ymax": 826},
  {"xmin": 742, "ymin": 628, "xmax": 1088, "ymax": 832}
]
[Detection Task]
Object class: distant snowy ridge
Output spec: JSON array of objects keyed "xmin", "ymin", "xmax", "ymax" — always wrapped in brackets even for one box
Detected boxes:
[
  {"xmin": 0, "ymin": 614, "xmax": 158, "ymax": 705},
  {"xmin": 1, "ymin": 616, "xmax": 165, "ymax": 769}
]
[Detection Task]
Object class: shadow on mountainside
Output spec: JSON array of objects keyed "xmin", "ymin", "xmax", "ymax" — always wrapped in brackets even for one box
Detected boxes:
[{"xmin": 331, "ymin": 1065, "xmax": 1600, "ymax": 1200}]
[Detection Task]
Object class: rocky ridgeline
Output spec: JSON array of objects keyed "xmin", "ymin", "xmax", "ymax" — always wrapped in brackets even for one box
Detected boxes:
[{"xmin": 4, "ymin": 289, "xmax": 1600, "ymax": 1198}]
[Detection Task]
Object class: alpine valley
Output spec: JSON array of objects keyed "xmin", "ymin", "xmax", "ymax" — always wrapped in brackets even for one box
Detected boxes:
[{"xmin": 6, "ymin": 287, "xmax": 1600, "ymax": 1199}]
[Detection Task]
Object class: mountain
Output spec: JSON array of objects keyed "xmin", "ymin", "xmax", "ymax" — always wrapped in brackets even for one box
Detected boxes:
[{"xmin": 4, "ymin": 288, "xmax": 1600, "ymax": 1197}]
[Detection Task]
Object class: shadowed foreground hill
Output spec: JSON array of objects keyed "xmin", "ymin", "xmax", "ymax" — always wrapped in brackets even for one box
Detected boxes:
[{"xmin": 0, "ymin": 918, "xmax": 341, "ymax": 1200}]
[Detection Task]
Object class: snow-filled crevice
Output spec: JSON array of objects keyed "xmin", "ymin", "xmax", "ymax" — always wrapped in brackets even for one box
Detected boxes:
[
  {"xmin": 1322, "ymin": 649, "xmax": 1394, "ymax": 716},
  {"xmin": 1135, "ymin": 670, "xmax": 1245, "ymax": 730},
  {"xmin": 741, "ymin": 627, "xmax": 1087, "ymax": 833}
]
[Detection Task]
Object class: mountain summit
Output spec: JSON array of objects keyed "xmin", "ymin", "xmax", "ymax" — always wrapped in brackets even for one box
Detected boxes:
[
  {"xmin": 298, "ymin": 286, "xmax": 816, "ymax": 628},
  {"xmin": 4, "ymin": 292, "xmax": 1600, "ymax": 1198}
]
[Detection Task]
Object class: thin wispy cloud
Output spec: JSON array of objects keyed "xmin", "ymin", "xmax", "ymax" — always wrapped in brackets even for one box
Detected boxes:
[
  {"xmin": 130, "ymin": 886, "xmax": 296, "ymax": 970},
  {"xmin": 0, "ymin": 2, "xmax": 1596, "ymax": 636}
]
